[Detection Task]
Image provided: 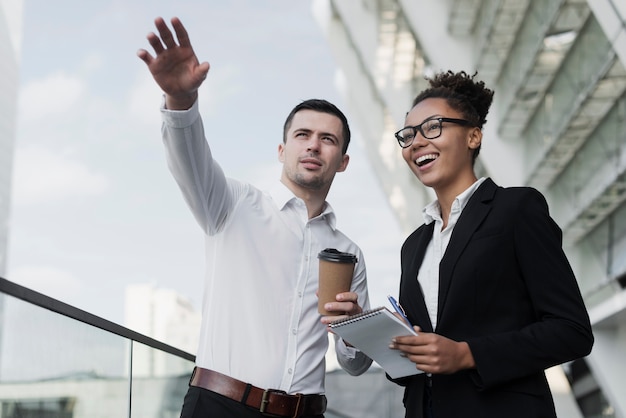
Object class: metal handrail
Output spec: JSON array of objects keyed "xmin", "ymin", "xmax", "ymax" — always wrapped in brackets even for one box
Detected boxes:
[{"xmin": 0, "ymin": 276, "xmax": 195, "ymax": 362}]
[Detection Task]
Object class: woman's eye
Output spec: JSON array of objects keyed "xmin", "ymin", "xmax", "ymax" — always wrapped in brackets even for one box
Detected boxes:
[{"xmin": 424, "ymin": 121, "xmax": 440, "ymax": 131}]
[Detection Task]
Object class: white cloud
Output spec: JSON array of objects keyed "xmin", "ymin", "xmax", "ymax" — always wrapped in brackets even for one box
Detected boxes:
[
  {"xmin": 128, "ymin": 70, "xmax": 164, "ymax": 126},
  {"xmin": 197, "ymin": 64, "xmax": 243, "ymax": 114},
  {"xmin": 127, "ymin": 59, "xmax": 239, "ymax": 128},
  {"xmin": 12, "ymin": 145, "xmax": 110, "ymax": 206},
  {"xmin": 18, "ymin": 72, "xmax": 84, "ymax": 121}
]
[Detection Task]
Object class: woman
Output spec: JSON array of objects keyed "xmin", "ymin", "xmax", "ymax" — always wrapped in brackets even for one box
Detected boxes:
[{"xmin": 389, "ymin": 71, "xmax": 593, "ymax": 417}]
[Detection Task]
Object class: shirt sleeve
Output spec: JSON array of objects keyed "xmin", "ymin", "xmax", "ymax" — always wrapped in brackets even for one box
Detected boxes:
[
  {"xmin": 334, "ymin": 334, "xmax": 372, "ymax": 376},
  {"xmin": 161, "ymin": 98, "xmax": 233, "ymax": 235},
  {"xmin": 333, "ymin": 248, "xmax": 373, "ymax": 375}
]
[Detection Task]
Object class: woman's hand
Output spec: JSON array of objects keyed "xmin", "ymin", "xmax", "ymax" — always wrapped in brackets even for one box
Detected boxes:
[{"xmin": 390, "ymin": 328, "xmax": 476, "ymax": 374}]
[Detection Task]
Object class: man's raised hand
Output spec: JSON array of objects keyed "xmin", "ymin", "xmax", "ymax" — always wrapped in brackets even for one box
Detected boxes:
[{"xmin": 137, "ymin": 17, "xmax": 210, "ymax": 110}]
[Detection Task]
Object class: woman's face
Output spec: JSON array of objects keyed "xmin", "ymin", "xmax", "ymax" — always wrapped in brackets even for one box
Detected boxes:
[{"xmin": 401, "ymin": 97, "xmax": 481, "ymax": 193}]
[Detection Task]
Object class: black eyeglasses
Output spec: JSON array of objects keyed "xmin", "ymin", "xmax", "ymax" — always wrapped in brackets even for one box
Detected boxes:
[{"xmin": 394, "ymin": 117, "xmax": 473, "ymax": 148}]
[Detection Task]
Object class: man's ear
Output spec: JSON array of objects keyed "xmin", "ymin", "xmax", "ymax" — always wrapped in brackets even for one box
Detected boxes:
[
  {"xmin": 337, "ymin": 154, "xmax": 350, "ymax": 173},
  {"xmin": 278, "ymin": 143, "xmax": 285, "ymax": 162}
]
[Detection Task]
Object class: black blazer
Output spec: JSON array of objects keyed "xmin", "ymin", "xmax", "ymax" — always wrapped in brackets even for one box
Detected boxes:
[{"xmin": 395, "ymin": 178, "xmax": 593, "ymax": 418}]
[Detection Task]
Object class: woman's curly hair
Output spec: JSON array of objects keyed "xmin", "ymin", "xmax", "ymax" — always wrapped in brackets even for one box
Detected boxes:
[{"xmin": 411, "ymin": 70, "xmax": 494, "ymax": 161}]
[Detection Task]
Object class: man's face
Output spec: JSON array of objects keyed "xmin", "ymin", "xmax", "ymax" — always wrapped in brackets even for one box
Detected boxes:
[{"xmin": 278, "ymin": 109, "xmax": 349, "ymax": 194}]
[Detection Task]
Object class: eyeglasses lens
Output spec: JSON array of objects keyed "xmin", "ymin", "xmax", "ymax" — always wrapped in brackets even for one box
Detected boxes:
[{"xmin": 396, "ymin": 120, "xmax": 443, "ymax": 147}]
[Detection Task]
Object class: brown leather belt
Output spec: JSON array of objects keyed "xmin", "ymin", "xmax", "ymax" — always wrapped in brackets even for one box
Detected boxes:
[{"xmin": 189, "ymin": 367, "xmax": 327, "ymax": 417}]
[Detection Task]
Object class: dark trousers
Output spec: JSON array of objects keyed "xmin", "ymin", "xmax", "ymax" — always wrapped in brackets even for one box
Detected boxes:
[
  {"xmin": 423, "ymin": 384, "xmax": 434, "ymax": 418},
  {"xmin": 180, "ymin": 386, "xmax": 325, "ymax": 418}
]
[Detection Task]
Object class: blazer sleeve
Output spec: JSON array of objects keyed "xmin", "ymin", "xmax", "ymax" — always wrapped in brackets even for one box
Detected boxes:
[{"xmin": 466, "ymin": 188, "xmax": 593, "ymax": 389}]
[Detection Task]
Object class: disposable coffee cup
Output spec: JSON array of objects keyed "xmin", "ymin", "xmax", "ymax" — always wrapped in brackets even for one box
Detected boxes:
[{"xmin": 317, "ymin": 248, "xmax": 358, "ymax": 315}]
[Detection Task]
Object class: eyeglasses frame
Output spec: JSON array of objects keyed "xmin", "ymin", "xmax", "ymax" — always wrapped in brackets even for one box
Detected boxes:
[{"xmin": 395, "ymin": 117, "xmax": 473, "ymax": 148}]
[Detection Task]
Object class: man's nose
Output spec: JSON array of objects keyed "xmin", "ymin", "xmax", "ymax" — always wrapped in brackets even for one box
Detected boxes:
[{"xmin": 307, "ymin": 136, "xmax": 322, "ymax": 151}]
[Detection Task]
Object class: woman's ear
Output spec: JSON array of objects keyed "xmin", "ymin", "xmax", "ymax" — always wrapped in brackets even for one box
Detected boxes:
[{"xmin": 468, "ymin": 127, "xmax": 482, "ymax": 150}]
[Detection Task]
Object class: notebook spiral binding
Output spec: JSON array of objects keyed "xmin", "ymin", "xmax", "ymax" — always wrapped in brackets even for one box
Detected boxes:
[{"xmin": 329, "ymin": 306, "xmax": 385, "ymax": 327}]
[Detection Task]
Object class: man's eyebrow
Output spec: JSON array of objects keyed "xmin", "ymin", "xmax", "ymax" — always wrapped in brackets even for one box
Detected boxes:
[{"xmin": 318, "ymin": 131, "xmax": 339, "ymax": 140}]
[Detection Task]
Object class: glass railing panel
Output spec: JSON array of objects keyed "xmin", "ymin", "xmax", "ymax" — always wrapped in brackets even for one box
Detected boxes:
[
  {"xmin": 0, "ymin": 292, "xmax": 131, "ymax": 417},
  {"xmin": 129, "ymin": 341, "xmax": 194, "ymax": 418}
]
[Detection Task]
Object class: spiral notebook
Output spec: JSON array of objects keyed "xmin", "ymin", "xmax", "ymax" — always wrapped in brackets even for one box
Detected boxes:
[{"xmin": 330, "ymin": 306, "xmax": 423, "ymax": 378}]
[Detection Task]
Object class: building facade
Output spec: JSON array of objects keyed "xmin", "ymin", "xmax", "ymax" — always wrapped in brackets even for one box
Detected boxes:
[
  {"xmin": 0, "ymin": 0, "xmax": 22, "ymax": 391},
  {"xmin": 124, "ymin": 283, "xmax": 201, "ymax": 376},
  {"xmin": 0, "ymin": 0, "xmax": 22, "ymax": 276},
  {"xmin": 314, "ymin": 0, "xmax": 626, "ymax": 416}
]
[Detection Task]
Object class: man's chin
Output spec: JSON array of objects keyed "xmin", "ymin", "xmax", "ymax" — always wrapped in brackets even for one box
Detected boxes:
[{"xmin": 294, "ymin": 176, "xmax": 326, "ymax": 191}]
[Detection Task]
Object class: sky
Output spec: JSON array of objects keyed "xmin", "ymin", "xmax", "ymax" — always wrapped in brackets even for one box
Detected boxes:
[{"xmin": 7, "ymin": 0, "xmax": 405, "ymax": 333}]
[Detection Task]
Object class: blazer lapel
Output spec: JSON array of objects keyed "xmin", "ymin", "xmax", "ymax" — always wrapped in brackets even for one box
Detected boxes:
[
  {"xmin": 437, "ymin": 179, "xmax": 497, "ymax": 321},
  {"xmin": 401, "ymin": 222, "xmax": 435, "ymax": 332}
]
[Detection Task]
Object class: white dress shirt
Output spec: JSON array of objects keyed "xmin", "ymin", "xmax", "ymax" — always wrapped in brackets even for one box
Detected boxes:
[
  {"xmin": 161, "ymin": 99, "xmax": 371, "ymax": 395},
  {"xmin": 418, "ymin": 177, "xmax": 486, "ymax": 330}
]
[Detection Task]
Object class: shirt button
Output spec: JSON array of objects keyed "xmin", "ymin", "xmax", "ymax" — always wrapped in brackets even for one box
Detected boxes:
[
  {"xmin": 298, "ymin": 292, "xmax": 303, "ymax": 297},
  {"xmin": 292, "ymin": 328, "xmax": 297, "ymax": 335},
  {"xmin": 288, "ymin": 368, "xmax": 293, "ymax": 374}
]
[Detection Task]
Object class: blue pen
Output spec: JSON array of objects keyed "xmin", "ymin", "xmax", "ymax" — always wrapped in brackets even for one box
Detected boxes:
[{"xmin": 387, "ymin": 295, "xmax": 412, "ymax": 327}]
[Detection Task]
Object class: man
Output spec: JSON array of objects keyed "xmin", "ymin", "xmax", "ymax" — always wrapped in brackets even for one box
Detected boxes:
[{"xmin": 137, "ymin": 17, "xmax": 372, "ymax": 418}]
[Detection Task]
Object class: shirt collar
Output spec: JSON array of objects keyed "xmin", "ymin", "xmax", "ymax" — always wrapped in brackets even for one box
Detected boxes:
[
  {"xmin": 268, "ymin": 181, "xmax": 337, "ymax": 230},
  {"xmin": 269, "ymin": 180, "xmax": 296, "ymax": 209},
  {"xmin": 422, "ymin": 177, "xmax": 487, "ymax": 225}
]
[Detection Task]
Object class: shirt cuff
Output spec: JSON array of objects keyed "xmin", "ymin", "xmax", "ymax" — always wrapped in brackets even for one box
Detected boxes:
[
  {"xmin": 160, "ymin": 95, "xmax": 200, "ymax": 129},
  {"xmin": 335, "ymin": 337, "xmax": 359, "ymax": 359}
]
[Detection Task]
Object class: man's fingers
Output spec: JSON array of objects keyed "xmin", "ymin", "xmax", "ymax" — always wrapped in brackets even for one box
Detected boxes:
[
  {"xmin": 196, "ymin": 62, "xmax": 211, "ymax": 79},
  {"xmin": 136, "ymin": 49, "xmax": 153, "ymax": 65},
  {"xmin": 146, "ymin": 17, "xmax": 192, "ymax": 55},
  {"xmin": 171, "ymin": 17, "xmax": 192, "ymax": 48},
  {"xmin": 155, "ymin": 17, "xmax": 177, "ymax": 48},
  {"xmin": 146, "ymin": 32, "xmax": 164, "ymax": 55}
]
